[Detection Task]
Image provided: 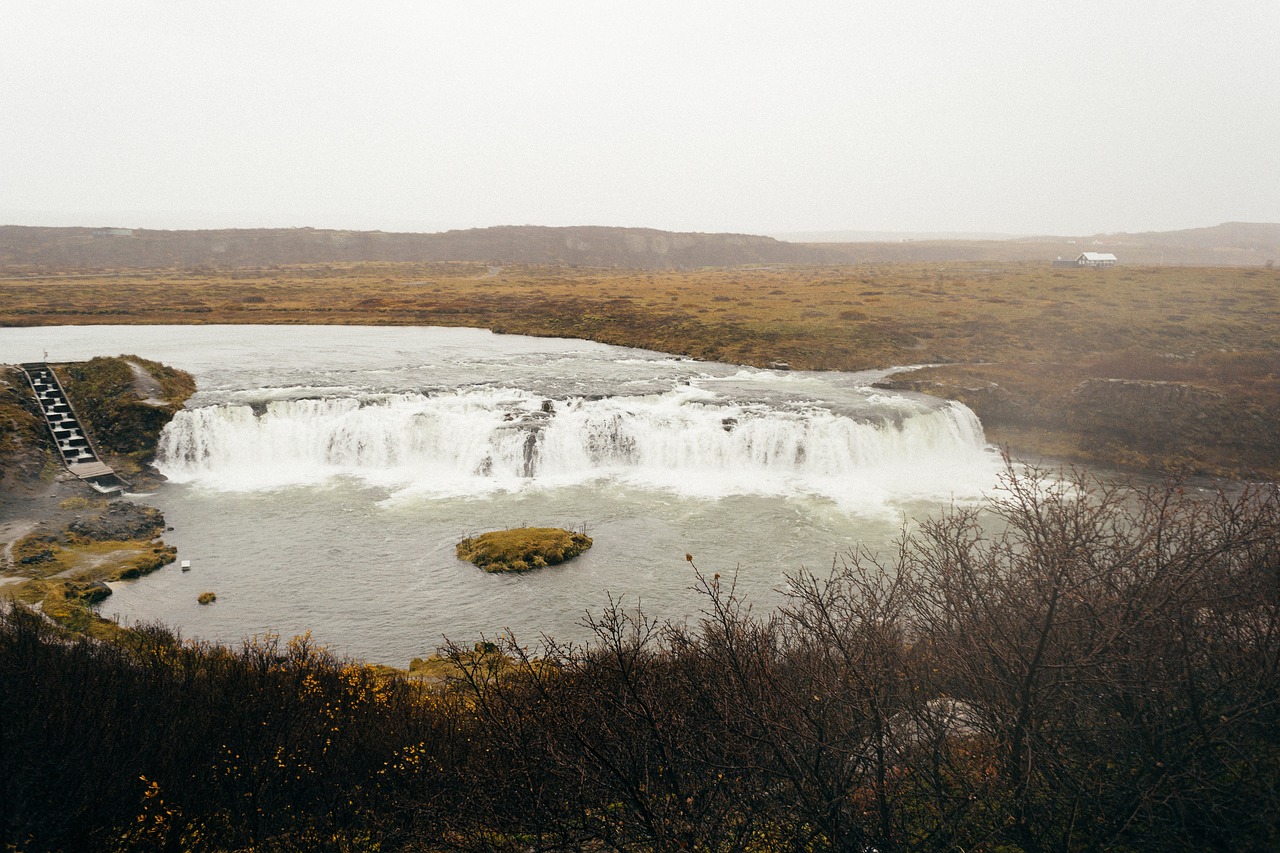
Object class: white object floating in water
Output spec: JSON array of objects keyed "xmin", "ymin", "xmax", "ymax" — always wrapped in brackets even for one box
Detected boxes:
[{"xmin": 180, "ymin": 560, "xmax": 191, "ymax": 571}]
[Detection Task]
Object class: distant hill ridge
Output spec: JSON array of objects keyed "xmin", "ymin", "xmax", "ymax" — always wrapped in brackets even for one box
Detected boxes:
[
  {"xmin": 1, "ymin": 222, "xmax": 1276, "ymax": 270},
  {"xmin": 0, "ymin": 224, "xmax": 813, "ymax": 271},
  {"xmin": 1082, "ymin": 222, "xmax": 1280, "ymax": 252}
]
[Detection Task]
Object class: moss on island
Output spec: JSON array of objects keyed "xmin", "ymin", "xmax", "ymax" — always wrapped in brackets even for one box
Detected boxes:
[
  {"xmin": 456, "ymin": 527, "xmax": 592, "ymax": 573},
  {"xmin": 58, "ymin": 355, "xmax": 196, "ymax": 462}
]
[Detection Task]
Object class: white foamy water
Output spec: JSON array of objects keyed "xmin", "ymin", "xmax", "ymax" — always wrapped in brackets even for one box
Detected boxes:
[
  {"xmin": 1, "ymin": 325, "xmax": 1002, "ymax": 663},
  {"xmin": 156, "ymin": 386, "xmax": 988, "ymax": 507}
]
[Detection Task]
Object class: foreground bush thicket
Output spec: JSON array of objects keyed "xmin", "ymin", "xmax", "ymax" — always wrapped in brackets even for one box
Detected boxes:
[{"xmin": 4, "ymin": 468, "xmax": 1279, "ymax": 851}]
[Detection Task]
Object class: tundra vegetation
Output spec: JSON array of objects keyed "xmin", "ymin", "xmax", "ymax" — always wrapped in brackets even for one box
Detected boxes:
[
  {"xmin": 2, "ymin": 260, "xmax": 1277, "ymax": 477},
  {"xmin": 3, "ymin": 466, "xmax": 1278, "ymax": 850}
]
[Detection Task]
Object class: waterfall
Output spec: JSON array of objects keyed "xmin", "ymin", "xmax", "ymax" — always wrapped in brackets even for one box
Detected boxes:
[{"xmin": 156, "ymin": 387, "xmax": 994, "ymax": 502}]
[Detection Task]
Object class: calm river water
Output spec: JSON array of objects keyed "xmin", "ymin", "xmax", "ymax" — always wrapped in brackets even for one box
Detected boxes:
[{"xmin": 2, "ymin": 326, "xmax": 1003, "ymax": 664}]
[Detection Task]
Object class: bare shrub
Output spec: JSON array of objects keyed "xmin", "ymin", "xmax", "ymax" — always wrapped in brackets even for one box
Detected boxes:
[{"xmin": 4, "ymin": 465, "xmax": 1278, "ymax": 850}]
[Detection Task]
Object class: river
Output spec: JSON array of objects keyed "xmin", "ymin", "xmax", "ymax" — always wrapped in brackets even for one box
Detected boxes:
[{"xmin": 1, "ymin": 325, "xmax": 1002, "ymax": 664}]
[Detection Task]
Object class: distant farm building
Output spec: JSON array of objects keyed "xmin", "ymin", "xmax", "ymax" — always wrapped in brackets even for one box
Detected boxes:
[
  {"xmin": 1053, "ymin": 252, "xmax": 1118, "ymax": 268},
  {"xmin": 1077, "ymin": 252, "xmax": 1117, "ymax": 267}
]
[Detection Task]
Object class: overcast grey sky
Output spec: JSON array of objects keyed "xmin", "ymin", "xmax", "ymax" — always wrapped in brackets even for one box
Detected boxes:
[{"xmin": 2, "ymin": 1, "xmax": 1277, "ymax": 237}]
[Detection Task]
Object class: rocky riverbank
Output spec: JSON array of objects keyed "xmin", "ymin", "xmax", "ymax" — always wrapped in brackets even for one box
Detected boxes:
[{"xmin": 877, "ymin": 352, "xmax": 1280, "ymax": 481}]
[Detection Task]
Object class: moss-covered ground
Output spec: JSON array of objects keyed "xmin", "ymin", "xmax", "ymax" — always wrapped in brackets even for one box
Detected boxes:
[
  {"xmin": 56, "ymin": 355, "xmax": 196, "ymax": 476},
  {"xmin": 8, "ymin": 532, "xmax": 175, "ymax": 638}
]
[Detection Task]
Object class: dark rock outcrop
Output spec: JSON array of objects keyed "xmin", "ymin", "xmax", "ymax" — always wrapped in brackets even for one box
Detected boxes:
[
  {"xmin": 67, "ymin": 502, "xmax": 165, "ymax": 542},
  {"xmin": 1066, "ymin": 379, "xmax": 1222, "ymax": 450},
  {"xmin": 882, "ymin": 364, "xmax": 1280, "ymax": 479},
  {"xmin": 1065, "ymin": 378, "xmax": 1280, "ymax": 462},
  {"xmin": 875, "ymin": 376, "xmax": 1033, "ymax": 426}
]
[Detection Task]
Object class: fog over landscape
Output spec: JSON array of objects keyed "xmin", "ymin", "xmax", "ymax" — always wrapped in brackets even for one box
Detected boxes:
[{"xmin": 3, "ymin": 0, "xmax": 1278, "ymax": 237}]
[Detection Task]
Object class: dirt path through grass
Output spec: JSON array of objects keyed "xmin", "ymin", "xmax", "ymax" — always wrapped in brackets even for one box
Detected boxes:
[
  {"xmin": 0, "ymin": 518, "xmax": 37, "ymax": 572},
  {"xmin": 125, "ymin": 359, "xmax": 167, "ymax": 405}
]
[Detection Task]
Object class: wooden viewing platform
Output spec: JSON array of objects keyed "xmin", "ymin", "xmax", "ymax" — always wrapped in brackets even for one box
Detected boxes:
[{"xmin": 18, "ymin": 362, "xmax": 129, "ymax": 494}]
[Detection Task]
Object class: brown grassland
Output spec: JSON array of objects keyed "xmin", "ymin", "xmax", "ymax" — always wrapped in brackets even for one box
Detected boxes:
[{"xmin": 3, "ymin": 260, "xmax": 1278, "ymax": 477}]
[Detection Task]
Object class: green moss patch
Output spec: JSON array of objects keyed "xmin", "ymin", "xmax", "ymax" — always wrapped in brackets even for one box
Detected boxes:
[
  {"xmin": 14, "ymin": 537, "xmax": 175, "ymax": 582},
  {"xmin": 13, "ymin": 532, "xmax": 58, "ymax": 567},
  {"xmin": 456, "ymin": 527, "xmax": 592, "ymax": 573},
  {"xmin": 6, "ymin": 537, "xmax": 176, "ymax": 637}
]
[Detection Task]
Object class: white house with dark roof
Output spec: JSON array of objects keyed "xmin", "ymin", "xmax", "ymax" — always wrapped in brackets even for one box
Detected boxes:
[{"xmin": 1077, "ymin": 252, "xmax": 1117, "ymax": 267}]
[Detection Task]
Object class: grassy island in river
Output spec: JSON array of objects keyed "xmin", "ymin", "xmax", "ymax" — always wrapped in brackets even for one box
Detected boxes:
[{"xmin": 457, "ymin": 527, "xmax": 593, "ymax": 572}]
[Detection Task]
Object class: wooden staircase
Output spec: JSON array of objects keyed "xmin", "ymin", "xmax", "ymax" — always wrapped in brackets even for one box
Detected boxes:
[{"xmin": 19, "ymin": 363, "xmax": 128, "ymax": 494}]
